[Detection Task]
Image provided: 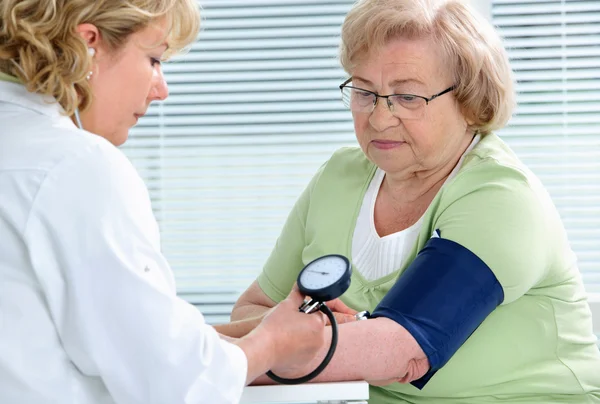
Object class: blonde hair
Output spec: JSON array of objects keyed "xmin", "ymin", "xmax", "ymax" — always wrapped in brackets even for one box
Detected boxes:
[
  {"xmin": 0, "ymin": 0, "xmax": 200, "ymax": 116},
  {"xmin": 340, "ymin": 0, "xmax": 515, "ymax": 135}
]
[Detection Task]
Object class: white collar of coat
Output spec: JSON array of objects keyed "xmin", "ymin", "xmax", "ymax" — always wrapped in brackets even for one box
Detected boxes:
[{"xmin": 0, "ymin": 80, "xmax": 69, "ymax": 122}]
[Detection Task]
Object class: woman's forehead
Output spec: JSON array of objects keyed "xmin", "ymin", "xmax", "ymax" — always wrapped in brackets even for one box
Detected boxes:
[
  {"xmin": 132, "ymin": 17, "xmax": 171, "ymax": 49},
  {"xmin": 351, "ymin": 37, "xmax": 450, "ymax": 86}
]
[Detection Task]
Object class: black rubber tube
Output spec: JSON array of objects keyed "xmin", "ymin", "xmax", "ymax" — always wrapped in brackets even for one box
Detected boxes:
[{"xmin": 266, "ymin": 303, "xmax": 338, "ymax": 385}]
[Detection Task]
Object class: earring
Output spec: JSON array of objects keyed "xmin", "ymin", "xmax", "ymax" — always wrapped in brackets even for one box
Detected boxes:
[{"xmin": 86, "ymin": 48, "xmax": 95, "ymax": 80}]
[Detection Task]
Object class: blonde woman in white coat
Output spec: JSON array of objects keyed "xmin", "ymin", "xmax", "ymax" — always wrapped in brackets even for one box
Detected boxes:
[{"xmin": 0, "ymin": 1, "xmax": 343, "ymax": 403}]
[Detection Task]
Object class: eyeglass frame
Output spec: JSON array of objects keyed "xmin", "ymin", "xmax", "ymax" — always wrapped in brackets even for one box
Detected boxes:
[{"xmin": 338, "ymin": 77, "xmax": 457, "ymax": 114}]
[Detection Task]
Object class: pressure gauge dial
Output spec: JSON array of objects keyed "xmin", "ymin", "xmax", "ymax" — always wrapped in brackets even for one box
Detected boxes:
[{"xmin": 297, "ymin": 254, "xmax": 351, "ymax": 303}]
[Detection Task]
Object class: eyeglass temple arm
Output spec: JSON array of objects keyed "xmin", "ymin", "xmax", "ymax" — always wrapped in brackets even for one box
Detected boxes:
[{"xmin": 427, "ymin": 85, "xmax": 457, "ymax": 103}]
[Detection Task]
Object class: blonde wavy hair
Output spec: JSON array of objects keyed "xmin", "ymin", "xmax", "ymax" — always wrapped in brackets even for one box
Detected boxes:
[
  {"xmin": 0, "ymin": 0, "xmax": 200, "ymax": 116},
  {"xmin": 340, "ymin": 0, "xmax": 515, "ymax": 135}
]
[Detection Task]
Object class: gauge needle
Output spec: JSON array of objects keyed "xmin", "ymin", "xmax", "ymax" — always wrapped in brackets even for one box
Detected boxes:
[{"xmin": 306, "ymin": 269, "xmax": 329, "ymax": 275}]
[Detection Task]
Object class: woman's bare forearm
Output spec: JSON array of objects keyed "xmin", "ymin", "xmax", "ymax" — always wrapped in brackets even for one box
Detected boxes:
[
  {"xmin": 231, "ymin": 280, "xmax": 277, "ymax": 322},
  {"xmin": 214, "ymin": 316, "xmax": 264, "ymax": 338},
  {"xmin": 233, "ymin": 283, "xmax": 427, "ymax": 384},
  {"xmin": 230, "ymin": 303, "xmax": 272, "ymax": 322},
  {"xmin": 257, "ymin": 318, "xmax": 429, "ymax": 384}
]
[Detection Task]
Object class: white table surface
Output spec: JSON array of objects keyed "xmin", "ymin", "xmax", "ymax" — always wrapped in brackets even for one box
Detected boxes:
[{"xmin": 240, "ymin": 381, "xmax": 369, "ymax": 403}]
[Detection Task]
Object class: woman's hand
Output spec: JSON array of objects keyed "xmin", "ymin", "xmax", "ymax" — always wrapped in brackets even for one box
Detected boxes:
[{"xmin": 324, "ymin": 298, "xmax": 359, "ymax": 325}]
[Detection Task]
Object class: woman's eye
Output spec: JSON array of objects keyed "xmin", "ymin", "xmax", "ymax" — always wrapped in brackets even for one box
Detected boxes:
[
  {"xmin": 398, "ymin": 94, "xmax": 417, "ymax": 102},
  {"xmin": 355, "ymin": 90, "xmax": 372, "ymax": 99},
  {"xmin": 150, "ymin": 57, "xmax": 162, "ymax": 67}
]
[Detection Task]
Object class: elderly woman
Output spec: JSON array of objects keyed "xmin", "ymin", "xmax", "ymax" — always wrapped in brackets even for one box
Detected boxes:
[
  {"xmin": 232, "ymin": 0, "xmax": 600, "ymax": 402},
  {"xmin": 0, "ymin": 1, "xmax": 329, "ymax": 403}
]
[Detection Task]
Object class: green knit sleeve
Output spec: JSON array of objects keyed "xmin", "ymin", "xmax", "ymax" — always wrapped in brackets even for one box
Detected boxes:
[
  {"xmin": 257, "ymin": 163, "xmax": 326, "ymax": 303},
  {"xmin": 435, "ymin": 161, "xmax": 552, "ymax": 305}
]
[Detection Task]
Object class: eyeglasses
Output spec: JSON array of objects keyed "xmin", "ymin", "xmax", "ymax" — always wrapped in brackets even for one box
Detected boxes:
[{"xmin": 339, "ymin": 78, "xmax": 456, "ymax": 120}]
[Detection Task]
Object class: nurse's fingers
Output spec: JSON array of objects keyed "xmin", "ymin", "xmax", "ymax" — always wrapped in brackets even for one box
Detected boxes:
[{"xmin": 285, "ymin": 283, "xmax": 307, "ymax": 306}]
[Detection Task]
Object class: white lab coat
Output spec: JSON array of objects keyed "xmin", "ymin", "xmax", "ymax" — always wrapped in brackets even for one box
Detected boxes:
[{"xmin": 0, "ymin": 80, "xmax": 247, "ymax": 404}]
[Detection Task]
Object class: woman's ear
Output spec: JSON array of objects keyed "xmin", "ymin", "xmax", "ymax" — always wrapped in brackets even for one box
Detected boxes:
[{"xmin": 76, "ymin": 23, "xmax": 100, "ymax": 49}]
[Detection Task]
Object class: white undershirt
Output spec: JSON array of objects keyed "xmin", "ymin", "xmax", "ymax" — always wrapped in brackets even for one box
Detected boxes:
[{"xmin": 352, "ymin": 135, "xmax": 481, "ymax": 281}]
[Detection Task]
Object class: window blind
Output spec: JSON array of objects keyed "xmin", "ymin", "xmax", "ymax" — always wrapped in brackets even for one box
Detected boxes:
[
  {"xmin": 492, "ymin": 0, "xmax": 600, "ymax": 301},
  {"xmin": 123, "ymin": 0, "xmax": 357, "ymax": 324}
]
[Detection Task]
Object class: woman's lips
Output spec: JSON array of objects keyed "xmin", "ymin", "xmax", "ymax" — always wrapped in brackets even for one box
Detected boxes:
[{"xmin": 372, "ymin": 139, "xmax": 406, "ymax": 150}]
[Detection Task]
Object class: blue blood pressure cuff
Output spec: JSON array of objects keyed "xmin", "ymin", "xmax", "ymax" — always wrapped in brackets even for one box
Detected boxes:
[{"xmin": 371, "ymin": 233, "xmax": 504, "ymax": 389}]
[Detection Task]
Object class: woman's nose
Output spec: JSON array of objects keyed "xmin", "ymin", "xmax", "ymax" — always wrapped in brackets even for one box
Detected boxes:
[
  {"xmin": 149, "ymin": 66, "xmax": 169, "ymax": 101},
  {"xmin": 368, "ymin": 97, "xmax": 399, "ymax": 132}
]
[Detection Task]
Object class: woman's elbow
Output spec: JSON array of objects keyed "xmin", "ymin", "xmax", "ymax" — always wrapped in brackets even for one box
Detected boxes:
[{"xmin": 366, "ymin": 356, "xmax": 429, "ymax": 386}]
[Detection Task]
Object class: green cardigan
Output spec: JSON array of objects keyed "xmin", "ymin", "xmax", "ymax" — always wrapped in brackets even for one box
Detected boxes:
[{"xmin": 257, "ymin": 133, "xmax": 600, "ymax": 403}]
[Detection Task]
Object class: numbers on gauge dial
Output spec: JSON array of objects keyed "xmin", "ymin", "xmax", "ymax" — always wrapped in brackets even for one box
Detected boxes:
[{"xmin": 299, "ymin": 256, "xmax": 348, "ymax": 290}]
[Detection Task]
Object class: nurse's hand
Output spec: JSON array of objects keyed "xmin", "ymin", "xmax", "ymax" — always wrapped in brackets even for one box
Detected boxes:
[{"xmin": 259, "ymin": 285, "xmax": 328, "ymax": 371}]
